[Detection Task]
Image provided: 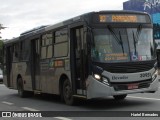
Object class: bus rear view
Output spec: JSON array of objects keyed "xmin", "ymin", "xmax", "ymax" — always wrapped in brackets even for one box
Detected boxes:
[{"xmin": 87, "ymin": 11, "xmax": 159, "ymax": 100}]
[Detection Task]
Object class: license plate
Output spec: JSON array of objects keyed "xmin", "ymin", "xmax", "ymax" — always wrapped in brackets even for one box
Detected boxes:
[{"xmin": 127, "ymin": 83, "xmax": 139, "ymax": 90}]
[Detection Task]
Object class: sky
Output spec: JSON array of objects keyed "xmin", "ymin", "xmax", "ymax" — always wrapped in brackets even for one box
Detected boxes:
[{"xmin": 0, "ymin": 0, "xmax": 127, "ymax": 39}]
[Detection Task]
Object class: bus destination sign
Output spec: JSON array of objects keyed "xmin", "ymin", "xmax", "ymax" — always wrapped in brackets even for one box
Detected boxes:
[
  {"xmin": 98, "ymin": 14, "xmax": 149, "ymax": 23},
  {"xmin": 99, "ymin": 15, "xmax": 137, "ymax": 23},
  {"xmin": 112, "ymin": 15, "xmax": 137, "ymax": 22}
]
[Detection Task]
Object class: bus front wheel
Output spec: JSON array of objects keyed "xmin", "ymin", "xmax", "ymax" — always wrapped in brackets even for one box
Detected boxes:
[
  {"xmin": 113, "ymin": 94, "xmax": 127, "ymax": 100},
  {"xmin": 62, "ymin": 79, "xmax": 75, "ymax": 105}
]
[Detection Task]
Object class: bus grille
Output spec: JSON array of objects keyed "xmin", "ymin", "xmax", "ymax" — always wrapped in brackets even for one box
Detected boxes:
[{"xmin": 94, "ymin": 60, "xmax": 155, "ymax": 73}]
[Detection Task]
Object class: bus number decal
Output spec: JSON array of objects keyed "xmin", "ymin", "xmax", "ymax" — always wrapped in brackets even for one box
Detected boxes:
[{"xmin": 140, "ymin": 73, "xmax": 151, "ymax": 78}]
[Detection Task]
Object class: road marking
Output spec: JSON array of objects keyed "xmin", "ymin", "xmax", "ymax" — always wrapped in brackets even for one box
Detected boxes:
[
  {"xmin": 22, "ymin": 107, "xmax": 39, "ymax": 111},
  {"xmin": 2, "ymin": 101, "xmax": 14, "ymax": 105},
  {"xmin": 54, "ymin": 117, "xmax": 72, "ymax": 120},
  {"xmin": 127, "ymin": 96, "xmax": 160, "ymax": 101}
]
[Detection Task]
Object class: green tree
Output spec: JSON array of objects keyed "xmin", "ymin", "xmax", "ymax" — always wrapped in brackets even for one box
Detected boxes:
[{"xmin": 0, "ymin": 24, "xmax": 6, "ymax": 38}]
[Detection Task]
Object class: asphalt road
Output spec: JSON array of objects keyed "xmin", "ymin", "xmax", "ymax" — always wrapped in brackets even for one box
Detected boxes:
[{"xmin": 0, "ymin": 83, "xmax": 160, "ymax": 120}]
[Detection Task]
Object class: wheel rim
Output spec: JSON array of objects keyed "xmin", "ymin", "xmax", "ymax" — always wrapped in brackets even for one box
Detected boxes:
[{"xmin": 64, "ymin": 83, "xmax": 72, "ymax": 100}]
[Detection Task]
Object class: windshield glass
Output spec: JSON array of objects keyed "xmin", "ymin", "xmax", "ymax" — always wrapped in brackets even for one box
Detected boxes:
[
  {"xmin": 91, "ymin": 28, "xmax": 155, "ymax": 63},
  {"xmin": 0, "ymin": 69, "xmax": 2, "ymax": 75}
]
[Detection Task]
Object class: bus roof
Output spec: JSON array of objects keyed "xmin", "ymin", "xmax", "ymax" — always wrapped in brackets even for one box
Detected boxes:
[
  {"xmin": 4, "ymin": 10, "xmax": 150, "ymax": 45},
  {"xmin": 4, "ymin": 37, "xmax": 19, "ymax": 45}
]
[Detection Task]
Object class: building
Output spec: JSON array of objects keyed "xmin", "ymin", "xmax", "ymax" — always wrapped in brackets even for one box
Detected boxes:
[{"xmin": 123, "ymin": 0, "xmax": 160, "ymax": 67}]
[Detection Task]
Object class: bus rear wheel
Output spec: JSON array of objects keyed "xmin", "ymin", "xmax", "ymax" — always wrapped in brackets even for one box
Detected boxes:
[
  {"xmin": 62, "ymin": 79, "xmax": 75, "ymax": 105},
  {"xmin": 113, "ymin": 94, "xmax": 127, "ymax": 100},
  {"xmin": 17, "ymin": 78, "xmax": 27, "ymax": 98}
]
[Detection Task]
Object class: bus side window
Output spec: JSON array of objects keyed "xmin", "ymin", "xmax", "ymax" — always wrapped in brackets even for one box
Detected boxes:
[
  {"xmin": 54, "ymin": 28, "xmax": 68, "ymax": 58},
  {"xmin": 13, "ymin": 44, "xmax": 19, "ymax": 62},
  {"xmin": 41, "ymin": 32, "xmax": 53, "ymax": 59},
  {"xmin": 41, "ymin": 46, "xmax": 47, "ymax": 59}
]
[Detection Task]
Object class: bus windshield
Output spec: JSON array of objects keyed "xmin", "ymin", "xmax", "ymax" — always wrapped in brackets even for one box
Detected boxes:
[{"xmin": 91, "ymin": 28, "xmax": 155, "ymax": 63}]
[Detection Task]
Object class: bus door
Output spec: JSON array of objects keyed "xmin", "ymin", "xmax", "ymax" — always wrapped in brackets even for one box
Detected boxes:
[
  {"xmin": 5, "ymin": 46, "xmax": 12, "ymax": 87},
  {"xmin": 70, "ymin": 26, "xmax": 87, "ymax": 95},
  {"xmin": 31, "ymin": 39, "xmax": 41, "ymax": 90}
]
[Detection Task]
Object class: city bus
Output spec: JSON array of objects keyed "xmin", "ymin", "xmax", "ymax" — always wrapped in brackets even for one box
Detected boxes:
[{"xmin": 3, "ymin": 11, "xmax": 159, "ymax": 105}]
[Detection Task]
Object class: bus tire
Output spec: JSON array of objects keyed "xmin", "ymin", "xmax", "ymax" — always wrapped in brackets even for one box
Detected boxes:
[
  {"xmin": 17, "ymin": 77, "xmax": 27, "ymax": 98},
  {"xmin": 62, "ymin": 79, "xmax": 75, "ymax": 105},
  {"xmin": 113, "ymin": 94, "xmax": 127, "ymax": 100}
]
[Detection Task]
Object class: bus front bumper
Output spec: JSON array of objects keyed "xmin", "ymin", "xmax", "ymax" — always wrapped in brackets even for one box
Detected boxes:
[{"xmin": 86, "ymin": 76, "xmax": 159, "ymax": 99}]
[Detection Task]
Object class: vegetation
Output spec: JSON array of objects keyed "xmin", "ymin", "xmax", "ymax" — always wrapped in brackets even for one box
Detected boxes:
[{"xmin": 0, "ymin": 24, "xmax": 5, "ymax": 68}]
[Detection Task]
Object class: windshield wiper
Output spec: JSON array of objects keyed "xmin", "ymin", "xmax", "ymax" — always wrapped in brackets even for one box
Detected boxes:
[
  {"xmin": 119, "ymin": 31, "xmax": 124, "ymax": 54},
  {"xmin": 107, "ymin": 25, "xmax": 121, "ymax": 44},
  {"xmin": 107, "ymin": 25, "xmax": 124, "ymax": 54},
  {"xmin": 135, "ymin": 24, "xmax": 142, "ymax": 43},
  {"xmin": 131, "ymin": 25, "xmax": 142, "ymax": 54},
  {"xmin": 132, "ymin": 31, "xmax": 137, "ymax": 54}
]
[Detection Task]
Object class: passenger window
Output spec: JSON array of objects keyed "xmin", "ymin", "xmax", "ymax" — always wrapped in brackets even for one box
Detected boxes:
[
  {"xmin": 41, "ymin": 32, "xmax": 53, "ymax": 59},
  {"xmin": 54, "ymin": 28, "xmax": 68, "ymax": 57}
]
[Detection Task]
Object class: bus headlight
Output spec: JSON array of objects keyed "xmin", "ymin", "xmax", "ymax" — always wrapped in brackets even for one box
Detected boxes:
[
  {"xmin": 102, "ymin": 78, "xmax": 110, "ymax": 86},
  {"xmin": 152, "ymin": 70, "xmax": 158, "ymax": 81},
  {"xmin": 94, "ymin": 74, "xmax": 101, "ymax": 80},
  {"xmin": 93, "ymin": 74, "xmax": 110, "ymax": 86}
]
